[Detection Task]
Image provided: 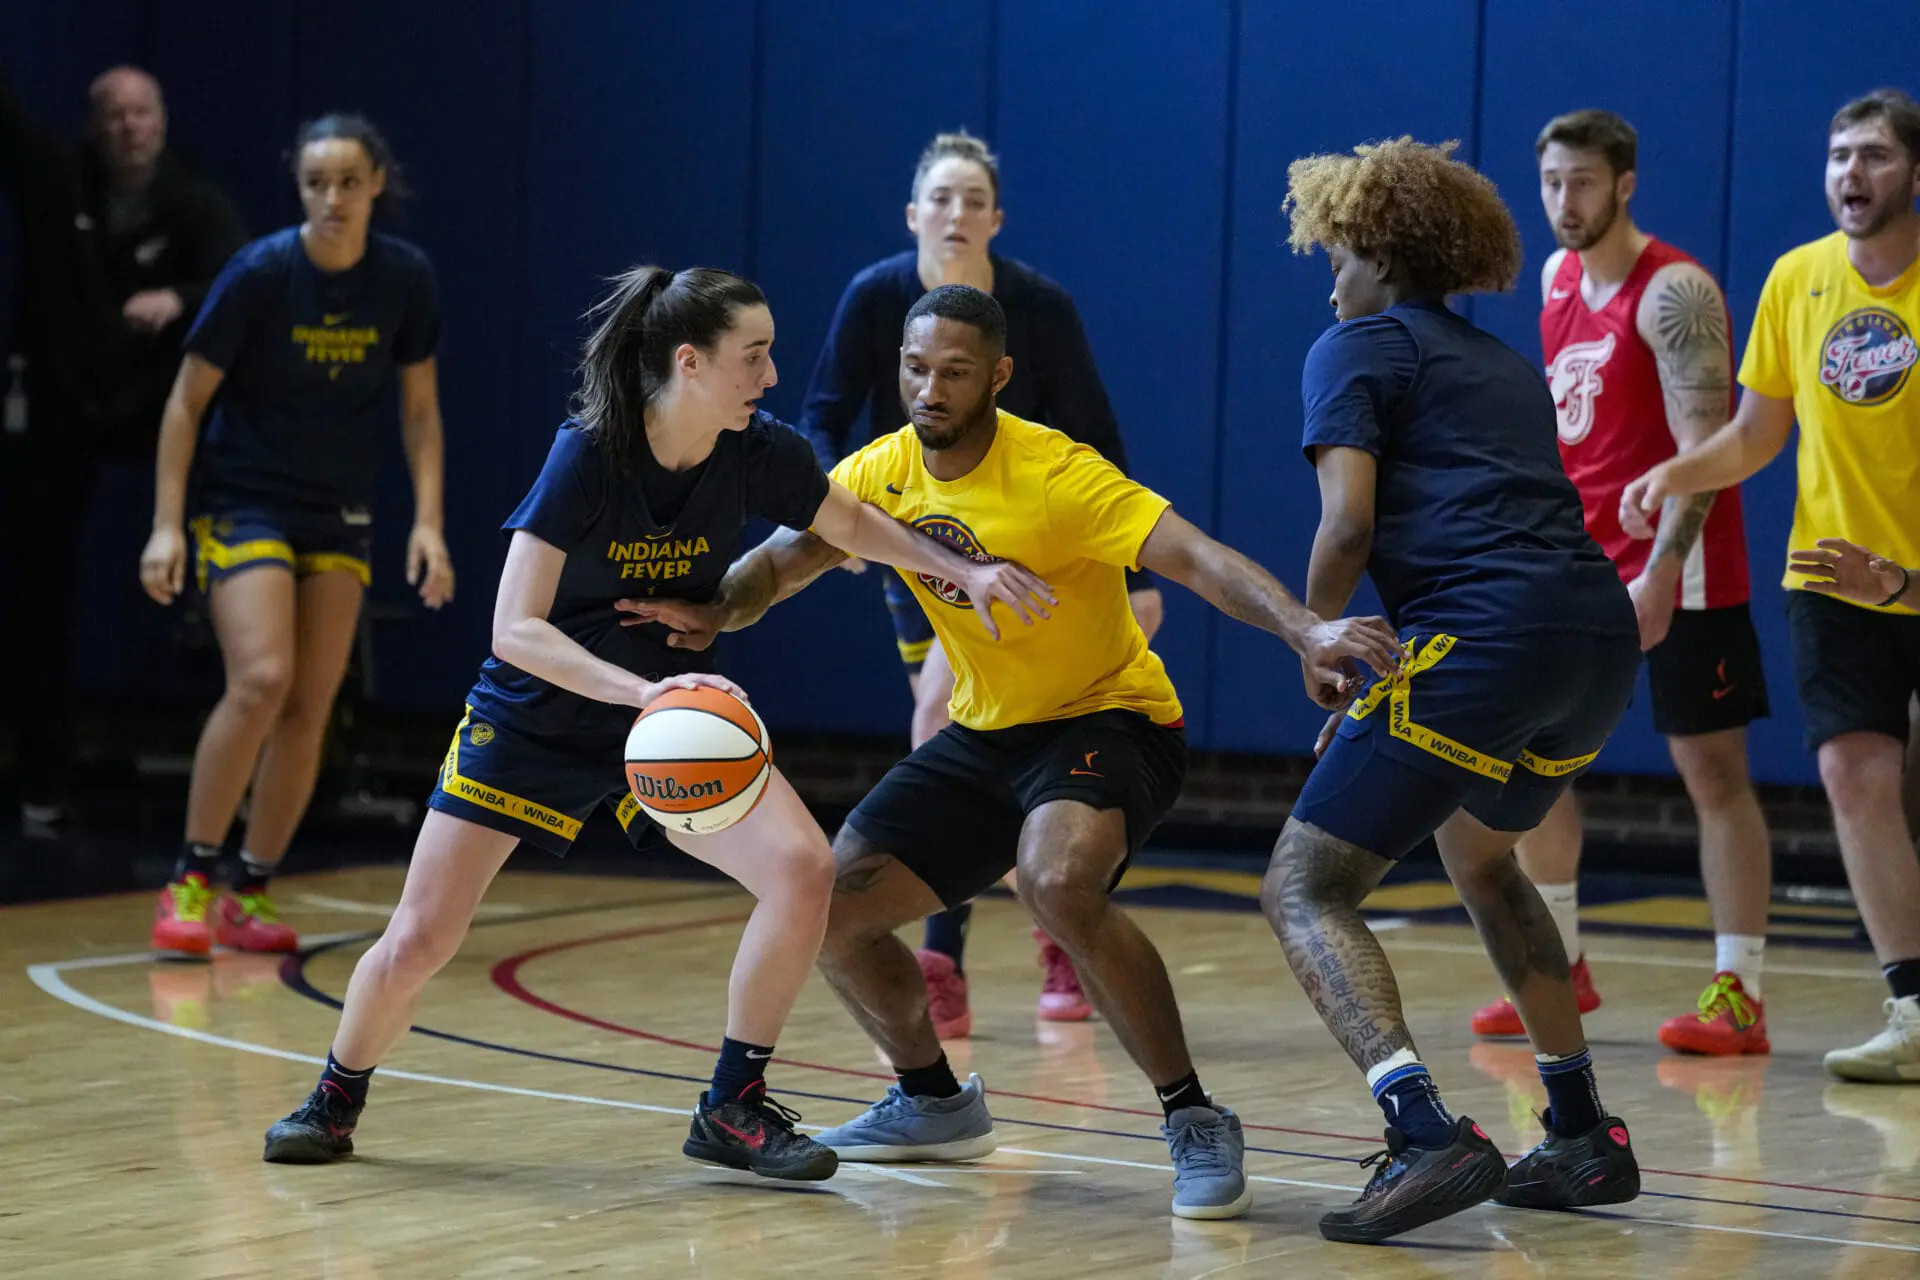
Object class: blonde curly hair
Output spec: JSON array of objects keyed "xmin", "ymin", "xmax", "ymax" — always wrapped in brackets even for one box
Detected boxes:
[{"xmin": 1282, "ymin": 137, "xmax": 1521, "ymax": 296}]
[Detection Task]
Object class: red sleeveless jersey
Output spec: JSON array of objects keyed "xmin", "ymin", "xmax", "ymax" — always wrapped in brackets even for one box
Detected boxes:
[{"xmin": 1540, "ymin": 239, "xmax": 1750, "ymax": 607}]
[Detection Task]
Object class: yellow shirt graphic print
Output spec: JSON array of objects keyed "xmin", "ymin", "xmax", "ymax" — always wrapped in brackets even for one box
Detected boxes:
[
  {"xmin": 832, "ymin": 411, "xmax": 1183, "ymax": 732},
  {"xmin": 1739, "ymin": 231, "xmax": 1920, "ymax": 613}
]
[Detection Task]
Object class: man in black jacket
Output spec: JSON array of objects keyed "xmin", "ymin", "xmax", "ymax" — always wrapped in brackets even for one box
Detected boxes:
[{"xmin": 0, "ymin": 64, "xmax": 246, "ymax": 833}]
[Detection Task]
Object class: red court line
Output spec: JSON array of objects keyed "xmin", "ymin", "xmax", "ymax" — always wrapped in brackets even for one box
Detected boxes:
[{"xmin": 491, "ymin": 923, "xmax": 1920, "ymax": 1208}]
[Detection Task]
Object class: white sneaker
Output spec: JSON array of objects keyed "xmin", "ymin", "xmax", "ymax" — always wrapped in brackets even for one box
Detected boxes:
[{"xmin": 1824, "ymin": 997, "xmax": 1920, "ymax": 1082}]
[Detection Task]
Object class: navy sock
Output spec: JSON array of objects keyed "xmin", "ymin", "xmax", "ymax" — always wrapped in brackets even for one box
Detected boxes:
[
  {"xmin": 173, "ymin": 840, "xmax": 221, "ymax": 885},
  {"xmin": 1370, "ymin": 1061, "xmax": 1455, "ymax": 1147},
  {"xmin": 320, "ymin": 1049, "xmax": 373, "ymax": 1109},
  {"xmin": 707, "ymin": 1036, "xmax": 774, "ymax": 1107},
  {"xmin": 897, "ymin": 1054, "xmax": 961, "ymax": 1100},
  {"xmin": 1884, "ymin": 958, "xmax": 1920, "ymax": 1001},
  {"xmin": 1154, "ymin": 1070, "xmax": 1209, "ymax": 1118},
  {"xmin": 1537, "ymin": 1048, "xmax": 1604, "ymax": 1137},
  {"xmin": 922, "ymin": 904, "xmax": 973, "ymax": 974},
  {"xmin": 232, "ymin": 851, "xmax": 276, "ymax": 896}
]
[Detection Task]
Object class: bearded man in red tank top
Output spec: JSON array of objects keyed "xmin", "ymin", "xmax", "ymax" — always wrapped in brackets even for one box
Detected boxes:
[{"xmin": 1469, "ymin": 110, "xmax": 1775, "ymax": 1057}]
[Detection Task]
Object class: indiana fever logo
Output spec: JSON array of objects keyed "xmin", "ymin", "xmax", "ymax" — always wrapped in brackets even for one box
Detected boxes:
[
  {"xmin": 911, "ymin": 514, "xmax": 997, "ymax": 609},
  {"xmin": 1546, "ymin": 333, "xmax": 1616, "ymax": 445},
  {"xmin": 1819, "ymin": 308, "xmax": 1917, "ymax": 407}
]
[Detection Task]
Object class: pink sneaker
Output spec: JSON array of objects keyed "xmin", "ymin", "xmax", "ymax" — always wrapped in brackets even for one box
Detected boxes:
[
  {"xmin": 214, "ymin": 890, "xmax": 298, "ymax": 953},
  {"xmin": 915, "ymin": 948, "xmax": 972, "ymax": 1039},
  {"xmin": 1034, "ymin": 928, "xmax": 1092, "ymax": 1022}
]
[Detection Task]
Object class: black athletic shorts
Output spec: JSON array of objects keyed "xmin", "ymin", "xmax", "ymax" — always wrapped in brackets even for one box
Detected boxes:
[
  {"xmin": 1645, "ymin": 604, "xmax": 1770, "ymax": 736},
  {"xmin": 844, "ymin": 708, "xmax": 1187, "ymax": 908},
  {"xmin": 1785, "ymin": 589, "xmax": 1920, "ymax": 750}
]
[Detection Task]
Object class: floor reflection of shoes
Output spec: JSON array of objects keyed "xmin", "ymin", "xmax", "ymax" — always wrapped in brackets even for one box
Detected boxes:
[
  {"xmin": 1823, "ymin": 1082, "xmax": 1920, "ymax": 1171},
  {"xmin": 212, "ymin": 951, "xmax": 286, "ymax": 1000},
  {"xmin": 1032, "ymin": 1018, "xmax": 1108, "ymax": 1105},
  {"xmin": 1469, "ymin": 1041, "xmax": 1547, "ymax": 1143},
  {"xmin": 1658, "ymin": 1056, "xmax": 1768, "ymax": 1171},
  {"xmin": 148, "ymin": 967, "xmax": 213, "ymax": 1028}
]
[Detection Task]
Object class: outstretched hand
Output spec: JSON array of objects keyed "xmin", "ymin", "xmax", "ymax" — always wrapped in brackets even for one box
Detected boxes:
[
  {"xmin": 616, "ymin": 597, "xmax": 726, "ymax": 650},
  {"xmin": 1299, "ymin": 615, "xmax": 1400, "ymax": 710},
  {"xmin": 1788, "ymin": 538, "xmax": 1909, "ymax": 606},
  {"xmin": 961, "ymin": 560, "xmax": 1058, "ymax": 640}
]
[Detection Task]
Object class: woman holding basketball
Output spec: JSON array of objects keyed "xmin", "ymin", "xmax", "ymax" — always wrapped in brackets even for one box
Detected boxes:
[
  {"xmin": 262, "ymin": 265, "xmax": 1052, "ymax": 1181},
  {"xmin": 140, "ymin": 114, "xmax": 452, "ymax": 958}
]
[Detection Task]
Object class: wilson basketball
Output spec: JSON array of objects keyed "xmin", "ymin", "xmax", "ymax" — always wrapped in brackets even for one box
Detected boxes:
[{"xmin": 624, "ymin": 686, "xmax": 773, "ymax": 835}]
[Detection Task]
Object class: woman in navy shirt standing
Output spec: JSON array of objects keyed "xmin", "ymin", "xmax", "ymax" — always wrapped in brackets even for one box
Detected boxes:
[
  {"xmin": 258, "ymin": 264, "xmax": 1051, "ymax": 1181},
  {"xmin": 139, "ymin": 115, "xmax": 453, "ymax": 957},
  {"xmin": 799, "ymin": 130, "xmax": 1161, "ymax": 1035}
]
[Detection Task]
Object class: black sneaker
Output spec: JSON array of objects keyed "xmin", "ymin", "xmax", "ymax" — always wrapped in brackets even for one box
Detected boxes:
[
  {"xmin": 683, "ymin": 1081, "xmax": 839, "ymax": 1181},
  {"xmin": 1496, "ymin": 1112, "xmax": 1639, "ymax": 1209},
  {"xmin": 263, "ymin": 1081, "xmax": 363, "ymax": 1163},
  {"xmin": 1319, "ymin": 1117, "xmax": 1507, "ymax": 1244}
]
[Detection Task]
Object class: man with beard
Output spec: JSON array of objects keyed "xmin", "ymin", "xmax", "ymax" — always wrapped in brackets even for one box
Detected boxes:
[
  {"xmin": 1624, "ymin": 88, "xmax": 1920, "ymax": 1081},
  {"xmin": 629, "ymin": 284, "xmax": 1403, "ymax": 1219},
  {"xmin": 1468, "ymin": 110, "xmax": 1776, "ymax": 1057}
]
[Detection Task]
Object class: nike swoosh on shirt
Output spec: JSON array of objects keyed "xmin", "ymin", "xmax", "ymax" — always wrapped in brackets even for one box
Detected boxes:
[
  {"xmin": 323, "ymin": 312, "xmax": 349, "ymax": 325},
  {"xmin": 1550, "ymin": 288, "xmax": 1573, "ymax": 300},
  {"xmin": 886, "ymin": 483, "xmax": 907, "ymax": 495}
]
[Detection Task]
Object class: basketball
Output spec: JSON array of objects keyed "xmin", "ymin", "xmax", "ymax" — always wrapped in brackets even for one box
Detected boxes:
[{"xmin": 623, "ymin": 686, "xmax": 773, "ymax": 835}]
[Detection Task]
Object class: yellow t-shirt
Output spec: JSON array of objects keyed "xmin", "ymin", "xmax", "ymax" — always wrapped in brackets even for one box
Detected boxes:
[
  {"xmin": 832, "ymin": 410, "xmax": 1182, "ymax": 731},
  {"xmin": 1739, "ymin": 230, "xmax": 1920, "ymax": 614}
]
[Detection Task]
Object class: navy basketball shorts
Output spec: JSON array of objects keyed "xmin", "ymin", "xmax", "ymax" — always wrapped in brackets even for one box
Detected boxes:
[
  {"xmin": 425, "ymin": 706, "xmax": 655, "ymax": 855},
  {"xmin": 885, "ymin": 565, "xmax": 1159, "ymax": 676},
  {"xmin": 845, "ymin": 708, "xmax": 1187, "ymax": 908},
  {"xmin": 1291, "ymin": 630, "xmax": 1640, "ymax": 860},
  {"xmin": 191, "ymin": 504, "xmax": 373, "ymax": 591}
]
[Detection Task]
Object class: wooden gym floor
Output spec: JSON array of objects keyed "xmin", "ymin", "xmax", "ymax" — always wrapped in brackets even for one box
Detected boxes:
[{"xmin": 3, "ymin": 862, "xmax": 1916, "ymax": 1277}]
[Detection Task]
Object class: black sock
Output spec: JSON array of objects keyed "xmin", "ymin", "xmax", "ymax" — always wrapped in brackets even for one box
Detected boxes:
[
  {"xmin": 232, "ymin": 851, "xmax": 277, "ymax": 896},
  {"xmin": 922, "ymin": 904, "xmax": 972, "ymax": 974},
  {"xmin": 1884, "ymin": 958, "xmax": 1920, "ymax": 1001},
  {"xmin": 897, "ymin": 1054, "xmax": 962, "ymax": 1100},
  {"xmin": 1536, "ymin": 1048, "xmax": 1604, "ymax": 1137},
  {"xmin": 320, "ymin": 1049, "xmax": 374, "ymax": 1109},
  {"xmin": 1370, "ymin": 1060, "xmax": 1455, "ymax": 1147},
  {"xmin": 1154, "ymin": 1070, "xmax": 1209, "ymax": 1118},
  {"xmin": 173, "ymin": 840, "xmax": 221, "ymax": 884},
  {"xmin": 707, "ymin": 1036, "xmax": 774, "ymax": 1106}
]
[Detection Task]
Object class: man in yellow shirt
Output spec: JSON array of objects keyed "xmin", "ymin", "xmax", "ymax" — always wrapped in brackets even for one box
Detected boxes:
[
  {"xmin": 629, "ymin": 284, "xmax": 1398, "ymax": 1219},
  {"xmin": 1624, "ymin": 88, "xmax": 1920, "ymax": 1081}
]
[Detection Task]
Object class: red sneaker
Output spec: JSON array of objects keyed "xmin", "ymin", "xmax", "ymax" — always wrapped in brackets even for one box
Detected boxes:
[
  {"xmin": 1470, "ymin": 956, "xmax": 1600, "ymax": 1037},
  {"xmin": 915, "ymin": 948, "xmax": 972, "ymax": 1039},
  {"xmin": 214, "ymin": 890, "xmax": 299, "ymax": 953},
  {"xmin": 152, "ymin": 873, "xmax": 215, "ymax": 956},
  {"xmin": 1658, "ymin": 972, "xmax": 1770, "ymax": 1056},
  {"xmin": 1034, "ymin": 928, "xmax": 1093, "ymax": 1022}
]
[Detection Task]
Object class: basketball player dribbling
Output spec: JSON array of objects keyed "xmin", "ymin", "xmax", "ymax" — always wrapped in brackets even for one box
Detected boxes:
[
  {"xmin": 636, "ymin": 284, "xmax": 1402, "ymax": 1220},
  {"xmin": 1470, "ymin": 109, "xmax": 1775, "ymax": 1056},
  {"xmin": 257, "ymin": 266, "xmax": 1052, "ymax": 1180}
]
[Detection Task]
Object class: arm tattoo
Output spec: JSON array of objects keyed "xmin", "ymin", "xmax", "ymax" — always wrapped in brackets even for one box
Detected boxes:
[
  {"xmin": 1646, "ymin": 273, "xmax": 1733, "ymax": 569},
  {"xmin": 1262, "ymin": 820, "xmax": 1411, "ymax": 1073},
  {"xmin": 715, "ymin": 554, "xmax": 778, "ymax": 630}
]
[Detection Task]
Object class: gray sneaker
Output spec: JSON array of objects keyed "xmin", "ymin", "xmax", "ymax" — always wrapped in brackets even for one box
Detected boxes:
[
  {"xmin": 1164, "ymin": 1105, "xmax": 1252, "ymax": 1219},
  {"xmin": 813, "ymin": 1072, "xmax": 998, "ymax": 1162}
]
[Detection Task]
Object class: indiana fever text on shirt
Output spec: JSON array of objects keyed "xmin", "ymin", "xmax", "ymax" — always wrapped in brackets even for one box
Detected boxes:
[
  {"xmin": 464, "ymin": 418, "xmax": 829, "ymax": 739},
  {"xmin": 184, "ymin": 227, "xmax": 439, "ymax": 514}
]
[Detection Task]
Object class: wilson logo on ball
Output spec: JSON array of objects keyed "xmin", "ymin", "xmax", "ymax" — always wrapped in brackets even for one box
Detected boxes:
[{"xmin": 626, "ymin": 773, "xmax": 726, "ymax": 801}]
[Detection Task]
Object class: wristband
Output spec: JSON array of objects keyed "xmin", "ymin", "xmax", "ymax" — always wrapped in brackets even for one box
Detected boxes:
[{"xmin": 1878, "ymin": 565, "xmax": 1911, "ymax": 609}]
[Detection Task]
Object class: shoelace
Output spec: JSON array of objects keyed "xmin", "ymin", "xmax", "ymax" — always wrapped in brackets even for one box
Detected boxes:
[
  {"xmin": 1695, "ymin": 974, "xmax": 1756, "ymax": 1028},
  {"xmin": 235, "ymin": 892, "xmax": 280, "ymax": 923},
  {"xmin": 1355, "ymin": 1146, "xmax": 1409, "ymax": 1197},
  {"xmin": 745, "ymin": 1093, "xmax": 805, "ymax": 1134},
  {"xmin": 171, "ymin": 878, "xmax": 214, "ymax": 922},
  {"xmin": 1168, "ymin": 1117, "xmax": 1230, "ymax": 1173}
]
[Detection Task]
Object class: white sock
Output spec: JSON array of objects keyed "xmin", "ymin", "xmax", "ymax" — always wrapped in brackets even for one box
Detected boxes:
[
  {"xmin": 1364, "ymin": 1048, "xmax": 1420, "ymax": 1091},
  {"xmin": 1536, "ymin": 881, "xmax": 1581, "ymax": 962},
  {"xmin": 1715, "ymin": 934, "xmax": 1766, "ymax": 999}
]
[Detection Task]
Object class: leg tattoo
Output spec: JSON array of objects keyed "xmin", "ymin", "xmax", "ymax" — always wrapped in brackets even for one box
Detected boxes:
[{"xmin": 1262, "ymin": 820, "xmax": 1410, "ymax": 1073}]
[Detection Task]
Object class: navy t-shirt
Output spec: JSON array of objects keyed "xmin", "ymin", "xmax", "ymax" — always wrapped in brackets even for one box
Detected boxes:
[
  {"xmin": 465, "ymin": 415, "xmax": 831, "ymax": 739},
  {"xmin": 1300, "ymin": 302, "xmax": 1633, "ymax": 638},
  {"xmin": 185, "ymin": 226, "xmax": 440, "ymax": 513}
]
